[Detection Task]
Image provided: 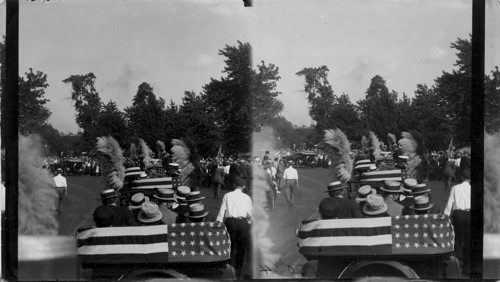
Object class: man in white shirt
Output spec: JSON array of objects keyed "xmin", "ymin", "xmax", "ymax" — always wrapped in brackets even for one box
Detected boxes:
[
  {"xmin": 216, "ymin": 177, "xmax": 252, "ymax": 279},
  {"xmin": 444, "ymin": 156, "xmax": 470, "ymax": 275},
  {"xmin": 283, "ymin": 160, "xmax": 299, "ymax": 207},
  {"xmin": 53, "ymin": 168, "xmax": 67, "ymax": 212}
]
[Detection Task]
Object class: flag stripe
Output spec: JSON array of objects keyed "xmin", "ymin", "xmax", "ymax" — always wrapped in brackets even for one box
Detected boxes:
[
  {"xmin": 300, "ymin": 234, "xmax": 392, "ymax": 247},
  {"xmin": 78, "ymin": 243, "xmax": 169, "ymax": 255},
  {"xmin": 79, "ymin": 253, "xmax": 169, "ymax": 264},
  {"xmin": 300, "ymin": 217, "xmax": 391, "ymax": 231},
  {"xmin": 354, "ymin": 160, "xmax": 372, "ymax": 165},
  {"xmin": 298, "ymin": 226, "xmax": 391, "ymax": 239},
  {"xmin": 131, "ymin": 184, "xmax": 174, "ymax": 189},
  {"xmin": 300, "ymin": 244, "xmax": 392, "ymax": 256},
  {"xmin": 77, "ymin": 233, "xmax": 168, "ymax": 247},
  {"xmin": 125, "ymin": 167, "xmax": 142, "ymax": 173},
  {"xmin": 76, "ymin": 225, "xmax": 168, "ymax": 239}
]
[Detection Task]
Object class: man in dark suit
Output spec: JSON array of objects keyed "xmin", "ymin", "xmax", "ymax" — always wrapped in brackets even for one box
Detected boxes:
[
  {"xmin": 325, "ymin": 181, "xmax": 363, "ymax": 218},
  {"xmin": 172, "ymin": 186, "xmax": 191, "ymax": 223},
  {"xmin": 94, "ymin": 189, "xmax": 137, "ymax": 227}
]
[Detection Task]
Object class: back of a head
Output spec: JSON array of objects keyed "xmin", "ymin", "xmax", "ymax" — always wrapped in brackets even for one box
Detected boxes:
[
  {"xmin": 93, "ymin": 205, "xmax": 114, "ymax": 227},
  {"xmin": 319, "ymin": 198, "xmax": 340, "ymax": 220}
]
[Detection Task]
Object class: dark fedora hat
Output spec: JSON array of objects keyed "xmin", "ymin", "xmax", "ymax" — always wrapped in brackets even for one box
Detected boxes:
[
  {"xmin": 380, "ymin": 181, "xmax": 403, "ymax": 193},
  {"xmin": 185, "ymin": 191, "xmax": 205, "ymax": 203},
  {"xmin": 100, "ymin": 189, "xmax": 117, "ymax": 200},
  {"xmin": 325, "ymin": 181, "xmax": 345, "ymax": 193}
]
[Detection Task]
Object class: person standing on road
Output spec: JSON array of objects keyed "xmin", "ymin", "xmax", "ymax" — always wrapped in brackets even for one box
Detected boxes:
[
  {"xmin": 275, "ymin": 159, "xmax": 285, "ymax": 194},
  {"xmin": 444, "ymin": 156, "xmax": 471, "ymax": 275},
  {"xmin": 53, "ymin": 168, "xmax": 67, "ymax": 212},
  {"xmin": 283, "ymin": 160, "xmax": 299, "ymax": 207},
  {"xmin": 216, "ymin": 177, "xmax": 252, "ymax": 279}
]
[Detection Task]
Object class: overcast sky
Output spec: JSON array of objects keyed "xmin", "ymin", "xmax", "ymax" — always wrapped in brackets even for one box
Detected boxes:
[{"xmin": 1, "ymin": 0, "xmax": 498, "ymax": 134}]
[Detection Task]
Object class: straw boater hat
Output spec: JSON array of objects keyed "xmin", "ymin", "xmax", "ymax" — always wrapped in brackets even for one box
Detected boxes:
[
  {"xmin": 154, "ymin": 188, "xmax": 177, "ymax": 202},
  {"xmin": 363, "ymin": 194, "xmax": 388, "ymax": 215},
  {"xmin": 129, "ymin": 193, "xmax": 149, "ymax": 209},
  {"xmin": 185, "ymin": 203, "xmax": 209, "ymax": 219},
  {"xmin": 139, "ymin": 172, "xmax": 148, "ymax": 178},
  {"xmin": 402, "ymin": 178, "xmax": 418, "ymax": 193},
  {"xmin": 325, "ymin": 181, "xmax": 345, "ymax": 193},
  {"xmin": 56, "ymin": 168, "xmax": 63, "ymax": 173},
  {"xmin": 380, "ymin": 180, "xmax": 403, "ymax": 193},
  {"xmin": 185, "ymin": 191, "xmax": 205, "ymax": 203},
  {"xmin": 169, "ymin": 163, "xmax": 180, "ymax": 168},
  {"xmin": 137, "ymin": 202, "xmax": 163, "ymax": 223},
  {"xmin": 175, "ymin": 186, "xmax": 191, "ymax": 201},
  {"xmin": 100, "ymin": 189, "xmax": 117, "ymax": 200},
  {"xmin": 409, "ymin": 195, "xmax": 434, "ymax": 211},
  {"xmin": 411, "ymin": 183, "xmax": 430, "ymax": 195},
  {"xmin": 356, "ymin": 185, "xmax": 376, "ymax": 202},
  {"xmin": 369, "ymin": 164, "xmax": 377, "ymax": 171}
]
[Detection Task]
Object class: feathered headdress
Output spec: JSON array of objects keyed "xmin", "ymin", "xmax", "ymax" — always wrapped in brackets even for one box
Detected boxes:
[
  {"xmin": 388, "ymin": 133, "xmax": 396, "ymax": 148},
  {"xmin": 96, "ymin": 136, "xmax": 126, "ymax": 190},
  {"xmin": 323, "ymin": 129, "xmax": 353, "ymax": 182},
  {"xmin": 138, "ymin": 138, "xmax": 153, "ymax": 168},
  {"xmin": 156, "ymin": 140, "xmax": 166, "ymax": 157},
  {"xmin": 171, "ymin": 139, "xmax": 194, "ymax": 186},
  {"xmin": 19, "ymin": 134, "xmax": 59, "ymax": 235},
  {"xmin": 369, "ymin": 131, "xmax": 381, "ymax": 160}
]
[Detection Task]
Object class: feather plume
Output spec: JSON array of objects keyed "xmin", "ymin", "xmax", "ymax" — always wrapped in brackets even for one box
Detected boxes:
[
  {"xmin": 388, "ymin": 133, "xmax": 396, "ymax": 148},
  {"xmin": 96, "ymin": 136, "xmax": 125, "ymax": 190},
  {"xmin": 171, "ymin": 139, "xmax": 194, "ymax": 185},
  {"xmin": 19, "ymin": 134, "xmax": 59, "ymax": 235},
  {"xmin": 398, "ymin": 131, "xmax": 417, "ymax": 156},
  {"xmin": 138, "ymin": 138, "xmax": 153, "ymax": 167},
  {"xmin": 369, "ymin": 131, "xmax": 382, "ymax": 160},
  {"xmin": 323, "ymin": 129, "xmax": 353, "ymax": 182},
  {"xmin": 156, "ymin": 140, "xmax": 166, "ymax": 156}
]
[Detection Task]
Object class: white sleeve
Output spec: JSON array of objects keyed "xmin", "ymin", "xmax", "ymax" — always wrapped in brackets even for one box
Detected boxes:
[
  {"xmin": 216, "ymin": 195, "xmax": 228, "ymax": 222},
  {"xmin": 444, "ymin": 186, "xmax": 455, "ymax": 216}
]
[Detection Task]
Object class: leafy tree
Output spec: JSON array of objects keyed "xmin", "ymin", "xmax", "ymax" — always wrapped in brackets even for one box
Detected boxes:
[
  {"xmin": 19, "ymin": 68, "xmax": 51, "ymax": 135},
  {"xmin": 330, "ymin": 93, "xmax": 363, "ymax": 141},
  {"xmin": 177, "ymin": 91, "xmax": 222, "ymax": 157},
  {"xmin": 434, "ymin": 36, "xmax": 471, "ymax": 147},
  {"xmin": 203, "ymin": 41, "xmax": 283, "ymax": 154},
  {"xmin": 125, "ymin": 82, "xmax": 166, "ymax": 149},
  {"xmin": 395, "ymin": 92, "xmax": 413, "ymax": 134},
  {"xmin": 63, "ymin": 73, "xmax": 103, "ymax": 150},
  {"xmin": 409, "ymin": 84, "xmax": 453, "ymax": 151},
  {"xmin": 295, "ymin": 66, "xmax": 336, "ymax": 134},
  {"xmin": 357, "ymin": 75, "xmax": 398, "ymax": 140},
  {"xmin": 96, "ymin": 101, "xmax": 129, "ymax": 148},
  {"xmin": 485, "ymin": 66, "xmax": 500, "ymax": 134}
]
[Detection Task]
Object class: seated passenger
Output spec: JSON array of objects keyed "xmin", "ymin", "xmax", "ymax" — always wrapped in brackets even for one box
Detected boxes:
[
  {"xmin": 137, "ymin": 202, "xmax": 165, "ymax": 226},
  {"xmin": 93, "ymin": 205, "xmax": 114, "ymax": 227},
  {"xmin": 318, "ymin": 198, "xmax": 340, "ymax": 220},
  {"xmin": 355, "ymin": 185, "xmax": 375, "ymax": 209},
  {"xmin": 380, "ymin": 181, "xmax": 404, "ymax": 216},
  {"xmin": 404, "ymin": 194, "xmax": 441, "ymax": 215},
  {"xmin": 172, "ymin": 186, "xmax": 191, "ymax": 223},
  {"xmin": 154, "ymin": 188, "xmax": 178, "ymax": 225},
  {"xmin": 95, "ymin": 189, "xmax": 137, "ymax": 227},
  {"xmin": 362, "ymin": 194, "xmax": 389, "ymax": 217},
  {"xmin": 185, "ymin": 203, "xmax": 215, "ymax": 223},
  {"xmin": 398, "ymin": 178, "xmax": 418, "ymax": 209},
  {"xmin": 326, "ymin": 181, "xmax": 363, "ymax": 218},
  {"xmin": 128, "ymin": 193, "xmax": 149, "ymax": 222}
]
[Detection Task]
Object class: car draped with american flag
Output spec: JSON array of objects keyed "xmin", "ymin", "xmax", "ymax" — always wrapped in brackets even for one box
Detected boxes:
[{"xmin": 297, "ymin": 214, "xmax": 460, "ymax": 279}]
